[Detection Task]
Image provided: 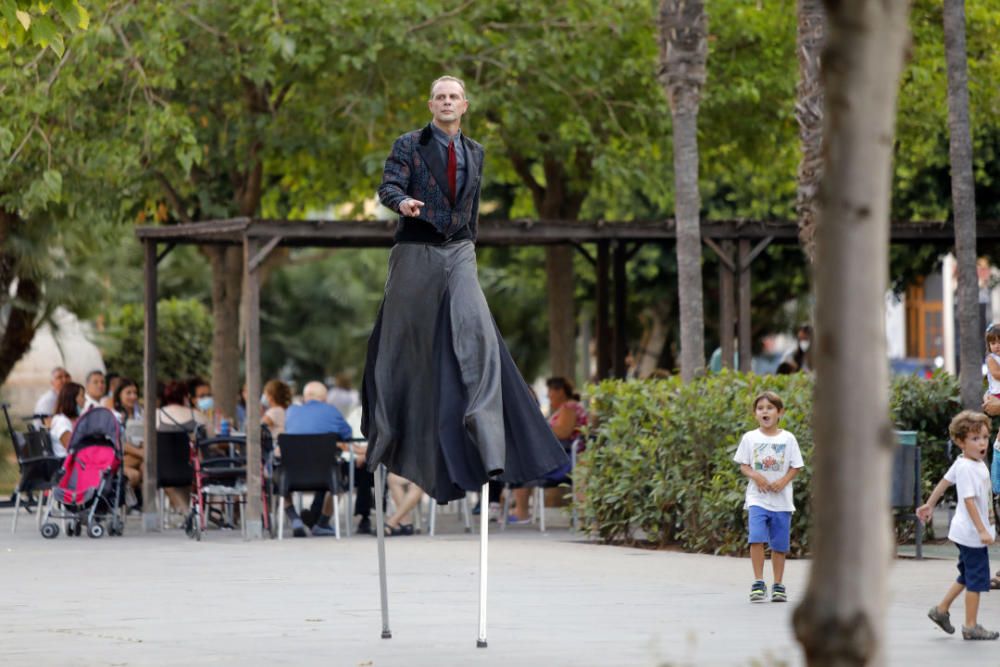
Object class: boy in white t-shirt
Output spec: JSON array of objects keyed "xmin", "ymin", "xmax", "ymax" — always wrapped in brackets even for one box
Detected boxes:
[
  {"xmin": 917, "ymin": 410, "xmax": 999, "ymax": 640},
  {"xmin": 733, "ymin": 391, "xmax": 804, "ymax": 603}
]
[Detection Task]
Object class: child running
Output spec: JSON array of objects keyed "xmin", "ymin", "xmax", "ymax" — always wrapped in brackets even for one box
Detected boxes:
[
  {"xmin": 917, "ymin": 410, "xmax": 998, "ymax": 640},
  {"xmin": 733, "ymin": 391, "xmax": 804, "ymax": 603}
]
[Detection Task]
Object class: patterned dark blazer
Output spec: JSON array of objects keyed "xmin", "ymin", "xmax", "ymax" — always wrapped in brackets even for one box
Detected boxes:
[{"xmin": 377, "ymin": 123, "xmax": 484, "ymax": 240}]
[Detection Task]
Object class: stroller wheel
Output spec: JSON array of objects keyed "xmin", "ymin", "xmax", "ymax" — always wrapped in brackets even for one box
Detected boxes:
[
  {"xmin": 41, "ymin": 523, "xmax": 60, "ymax": 539},
  {"xmin": 87, "ymin": 522, "xmax": 105, "ymax": 539}
]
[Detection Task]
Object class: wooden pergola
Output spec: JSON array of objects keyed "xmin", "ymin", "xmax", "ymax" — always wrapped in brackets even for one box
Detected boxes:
[{"xmin": 134, "ymin": 217, "xmax": 991, "ymax": 537}]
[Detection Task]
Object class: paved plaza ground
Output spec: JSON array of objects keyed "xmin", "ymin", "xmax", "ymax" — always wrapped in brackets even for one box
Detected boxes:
[{"xmin": 2, "ymin": 506, "xmax": 1000, "ymax": 666}]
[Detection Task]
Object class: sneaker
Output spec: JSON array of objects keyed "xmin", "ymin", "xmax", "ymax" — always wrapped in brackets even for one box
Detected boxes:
[
  {"xmin": 927, "ymin": 606, "xmax": 955, "ymax": 634},
  {"xmin": 291, "ymin": 517, "xmax": 307, "ymax": 538},
  {"xmin": 487, "ymin": 502, "xmax": 501, "ymax": 523},
  {"xmin": 962, "ymin": 623, "xmax": 999, "ymax": 640},
  {"xmin": 749, "ymin": 580, "xmax": 767, "ymax": 603},
  {"xmin": 507, "ymin": 515, "xmax": 531, "ymax": 525},
  {"xmin": 771, "ymin": 583, "xmax": 787, "ymax": 603},
  {"xmin": 471, "ymin": 501, "xmax": 482, "ymax": 515},
  {"xmin": 356, "ymin": 516, "xmax": 372, "ymax": 535},
  {"xmin": 311, "ymin": 522, "xmax": 337, "ymax": 537}
]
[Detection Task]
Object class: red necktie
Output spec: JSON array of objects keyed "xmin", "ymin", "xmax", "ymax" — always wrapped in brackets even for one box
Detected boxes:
[{"xmin": 448, "ymin": 140, "xmax": 457, "ymax": 206}]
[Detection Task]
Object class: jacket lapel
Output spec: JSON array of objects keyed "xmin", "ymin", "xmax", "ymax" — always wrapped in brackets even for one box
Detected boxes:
[
  {"xmin": 416, "ymin": 124, "xmax": 451, "ymax": 205},
  {"xmin": 456, "ymin": 136, "xmax": 482, "ymax": 209}
]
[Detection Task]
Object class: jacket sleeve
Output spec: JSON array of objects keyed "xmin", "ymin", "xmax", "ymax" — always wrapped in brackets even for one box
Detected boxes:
[
  {"xmin": 468, "ymin": 147, "xmax": 483, "ymax": 241},
  {"xmin": 377, "ymin": 135, "xmax": 411, "ymax": 213}
]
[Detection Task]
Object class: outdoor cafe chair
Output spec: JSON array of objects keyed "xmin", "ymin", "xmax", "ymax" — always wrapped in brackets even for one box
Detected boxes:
[
  {"xmin": 9, "ymin": 428, "xmax": 63, "ymax": 534},
  {"xmin": 274, "ymin": 433, "xmax": 343, "ymax": 540},
  {"xmin": 501, "ymin": 435, "xmax": 581, "ymax": 533},
  {"xmin": 155, "ymin": 430, "xmax": 195, "ymax": 530}
]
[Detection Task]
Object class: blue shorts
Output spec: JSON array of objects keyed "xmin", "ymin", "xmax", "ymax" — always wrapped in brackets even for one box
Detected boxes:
[
  {"xmin": 747, "ymin": 506, "xmax": 791, "ymax": 553},
  {"xmin": 956, "ymin": 544, "xmax": 991, "ymax": 593}
]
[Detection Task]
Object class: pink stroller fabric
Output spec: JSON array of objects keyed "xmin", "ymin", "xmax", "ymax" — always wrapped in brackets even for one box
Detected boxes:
[{"xmin": 55, "ymin": 408, "xmax": 122, "ymax": 507}]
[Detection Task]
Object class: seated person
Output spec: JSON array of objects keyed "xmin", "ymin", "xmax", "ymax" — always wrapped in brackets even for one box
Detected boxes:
[
  {"xmin": 155, "ymin": 380, "xmax": 207, "ymax": 515},
  {"xmin": 34, "ymin": 366, "xmax": 70, "ymax": 427},
  {"xmin": 261, "ymin": 379, "xmax": 292, "ymax": 439},
  {"xmin": 48, "ymin": 382, "xmax": 85, "ymax": 458},
  {"xmin": 509, "ymin": 376, "xmax": 587, "ymax": 523},
  {"xmin": 282, "ymin": 381, "xmax": 369, "ymax": 536},
  {"xmin": 384, "ymin": 473, "xmax": 423, "ymax": 536},
  {"xmin": 114, "ymin": 378, "xmax": 144, "ymax": 497},
  {"xmin": 82, "ymin": 370, "xmax": 106, "ymax": 412}
]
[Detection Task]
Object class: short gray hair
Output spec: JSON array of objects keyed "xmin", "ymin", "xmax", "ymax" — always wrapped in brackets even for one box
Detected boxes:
[
  {"xmin": 303, "ymin": 381, "xmax": 328, "ymax": 402},
  {"xmin": 429, "ymin": 75, "xmax": 467, "ymax": 100}
]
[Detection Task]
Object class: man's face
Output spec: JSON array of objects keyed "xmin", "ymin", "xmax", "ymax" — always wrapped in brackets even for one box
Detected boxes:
[
  {"xmin": 428, "ymin": 81, "xmax": 468, "ymax": 126},
  {"xmin": 51, "ymin": 369, "xmax": 69, "ymax": 392},
  {"xmin": 86, "ymin": 374, "xmax": 105, "ymax": 400}
]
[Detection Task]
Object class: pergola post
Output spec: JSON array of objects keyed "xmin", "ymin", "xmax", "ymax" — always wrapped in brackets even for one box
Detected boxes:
[
  {"xmin": 738, "ymin": 238, "xmax": 753, "ymax": 373},
  {"xmin": 595, "ymin": 241, "xmax": 611, "ymax": 380},
  {"xmin": 142, "ymin": 240, "xmax": 160, "ymax": 531},
  {"xmin": 720, "ymin": 240, "xmax": 736, "ymax": 369},
  {"xmin": 243, "ymin": 234, "xmax": 264, "ymax": 539},
  {"xmin": 612, "ymin": 241, "xmax": 628, "ymax": 378}
]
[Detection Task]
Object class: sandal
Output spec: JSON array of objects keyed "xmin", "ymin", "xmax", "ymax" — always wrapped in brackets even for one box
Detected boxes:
[
  {"xmin": 962, "ymin": 624, "xmax": 999, "ymax": 640},
  {"xmin": 384, "ymin": 523, "xmax": 406, "ymax": 537},
  {"xmin": 928, "ymin": 606, "xmax": 955, "ymax": 634}
]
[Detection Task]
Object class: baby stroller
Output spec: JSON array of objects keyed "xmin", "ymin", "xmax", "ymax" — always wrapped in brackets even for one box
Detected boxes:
[{"xmin": 40, "ymin": 407, "xmax": 126, "ymax": 539}]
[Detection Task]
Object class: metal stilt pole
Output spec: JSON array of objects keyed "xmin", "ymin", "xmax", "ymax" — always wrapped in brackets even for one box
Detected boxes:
[
  {"xmin": 375, "ymin": 465, "xmax": 391, "ymax": 639},
  {"xmin": 477, "ymin": 481, "xmax": 489, "ymax": 648}
]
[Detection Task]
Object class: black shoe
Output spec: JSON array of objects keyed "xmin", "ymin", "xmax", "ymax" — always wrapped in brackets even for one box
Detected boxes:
[
  {"xmin": 300, "ymin": 508, "xmax": 316, "ymax": 528},
  {"xmin": 356, "ymin": 516, "xmax": 371, "ymax": 534},
  {"xmin": 400, "ymin": 523, "xmax": 414, "ymax": 536}
]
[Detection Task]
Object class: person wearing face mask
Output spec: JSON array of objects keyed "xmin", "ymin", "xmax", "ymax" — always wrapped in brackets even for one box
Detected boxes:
[
  {"xmin": 781, "ymin": 325, "xmax": 813, "ymax": 373},
  {"xmin": 48, "ymin": 382, "xmax": 85, "ymax": 458}
]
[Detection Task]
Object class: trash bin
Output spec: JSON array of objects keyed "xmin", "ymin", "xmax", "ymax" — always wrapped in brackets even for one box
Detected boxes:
[
  {"xmin": 891, "ymin": 430, "xmax": 919, "ymax": 507},
  {"xmin": 891, "ymin": 429, "xmax": 922, "ymax": 558}
]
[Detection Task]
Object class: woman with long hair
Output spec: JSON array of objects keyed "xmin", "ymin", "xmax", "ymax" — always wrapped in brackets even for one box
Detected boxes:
[{"xmin": 48, "ymin": 382, "xmax": 85, "ymax": 458}]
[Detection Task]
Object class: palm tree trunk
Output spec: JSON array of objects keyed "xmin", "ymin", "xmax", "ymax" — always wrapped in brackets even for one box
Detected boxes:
[
  {"xmin": 792, "ymin": 1, "xmax": 912, "ymax": 665},
  {"xmin": 943, "ymin": 0, "xmax": 980, "ymax": 410},
  {"xmin": 659, "ymin": 0, "xmax": 708, "ymax": 382},
  {"xmin": 795, "ymin": 0, "xmax": 826, "ymax": 262}
]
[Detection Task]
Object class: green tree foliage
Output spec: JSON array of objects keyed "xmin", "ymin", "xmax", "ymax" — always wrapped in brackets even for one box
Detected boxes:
[
  {"xmin": 100, "ymin": 298, "xmax": 212, "ymax": 386},
  {"xmin": 0, "ymin": 0, "xmax": 88, "ymax": 54}
]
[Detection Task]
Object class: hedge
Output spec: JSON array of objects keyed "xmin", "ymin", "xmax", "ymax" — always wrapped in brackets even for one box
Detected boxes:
[{"xmin": 576, "ymin": 370, "xmax": 961, "ymax": 557}]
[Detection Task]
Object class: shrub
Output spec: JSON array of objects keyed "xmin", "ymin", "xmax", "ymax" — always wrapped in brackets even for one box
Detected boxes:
[
  {"xmin": 100, "ymin": 298, "xmax": 212, "ymax": 385},
  {"xmin": 577, "ymin": 370, "xmax": 960, "ymax": 556}
]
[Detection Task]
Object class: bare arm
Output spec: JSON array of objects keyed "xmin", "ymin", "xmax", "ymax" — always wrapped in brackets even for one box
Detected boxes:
[
  {"xmin": 551, "ymin": 405, "xmax": 577, "ymax": 440},
  {"xmin": 965, "ymin": 497, "xmax": 995, "ymax": 545},
  {"xmin": 739, "ymin": 463, "xmax": 773, "ymax": 493},
  {"xmin": 770, "ymin": 466, "xmax": 800, "ymax": 493},
  {"xmin": 989, "ymin": 356, "xmax": 1000, "ymax": 382},
  {"xmin": 916, "ymin": 477, "xmax": 954, "ymax": 523}
]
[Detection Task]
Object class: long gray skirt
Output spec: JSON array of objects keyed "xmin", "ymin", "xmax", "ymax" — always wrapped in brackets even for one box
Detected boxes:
[{"xmin": 361, "ymin": 241, "xmax": 568, "ymax": 503}]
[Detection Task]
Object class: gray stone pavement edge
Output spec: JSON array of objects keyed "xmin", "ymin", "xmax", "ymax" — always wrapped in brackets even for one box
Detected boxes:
[{"xmin": 1, "ymin": 507, "xmax": 999, "ymax": 667}]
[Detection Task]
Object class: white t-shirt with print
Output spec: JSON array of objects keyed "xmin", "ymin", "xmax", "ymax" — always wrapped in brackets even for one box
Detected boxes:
[
  {"xmin": 733, "ymin": 428, "xmax": 805, "ymax": 512},
  {"xmin": 944, "ymin": 456, "xmax": 995, "ymax": 548}
]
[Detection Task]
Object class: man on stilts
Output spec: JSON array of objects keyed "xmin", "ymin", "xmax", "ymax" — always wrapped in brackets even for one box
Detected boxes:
[{"xmin": 362, "ymin": 75, "xmax": 568, "ymax": 648}]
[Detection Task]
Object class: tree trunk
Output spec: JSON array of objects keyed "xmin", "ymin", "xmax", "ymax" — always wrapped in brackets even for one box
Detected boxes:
[
  {"xmin": 208, "ymin": 245, "xmax": 243, "ymax": 421},
  {"xmin": 795, "ymin": 0, "xmax": 826, "ymax": 262},
  {"xmin": 943, "ymin": 0, "xmax": 980, "ymax": 410},
  {"xmin": 792, "ymin": 1, "xmax": 912, "ymax": 665},
  {"xmin": 0, "ymin": 210, "xmax": 43, "ymax": 386},
  {"xmin": 546, "ymin": 245, "xmax": 576, "ymax": 380},
  {"xmin": 659, "ymin": 0, "xmax": 708, "ymax": 382}
]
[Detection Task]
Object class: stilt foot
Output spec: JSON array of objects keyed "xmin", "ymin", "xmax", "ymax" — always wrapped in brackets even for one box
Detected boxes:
[
  {"xmin": 477, "ymin": 640, "xmax": 488, "ymax": 648},
  {"xmin": 381, "ymin": 630, "xmax": 392, "ymax": 639}
]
